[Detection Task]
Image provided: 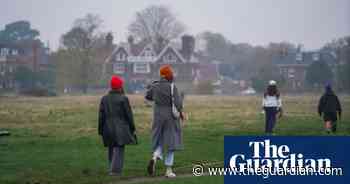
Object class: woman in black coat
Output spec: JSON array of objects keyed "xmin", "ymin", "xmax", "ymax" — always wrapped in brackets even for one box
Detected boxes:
[
  {"xmin": 318, "ymin": 84, "xmax": 342, "ymax": 134},
  {"xmin": 98, "ymin": 75, "xmax": 137, "ymax": 176}
]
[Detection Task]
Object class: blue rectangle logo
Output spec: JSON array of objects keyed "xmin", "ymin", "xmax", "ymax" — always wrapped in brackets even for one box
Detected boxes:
[{"xmin": 224, "ymin": 136, "xmax": 349, "ymax": 184}]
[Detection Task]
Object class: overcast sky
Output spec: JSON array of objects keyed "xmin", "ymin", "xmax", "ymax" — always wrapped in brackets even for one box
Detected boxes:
[{"xmin": 1, "ymin": 0, "xmax": 349, "ymax": 51}]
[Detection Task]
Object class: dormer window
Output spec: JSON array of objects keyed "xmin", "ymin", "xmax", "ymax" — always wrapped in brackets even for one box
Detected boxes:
[
  {"xmin": 312, "ymin": 53, "xmax": 320, "ymax": 61},
  {"xmin": 144, "ymin": 48, "xmax": 152, "ymax": 57},
  {"xmin": 164, "ymin": 53, "xmax": 176, "ymax": 63},
  {"xmin": 116, "ymin": 52, "xmax": 126, "ymax": 61}
]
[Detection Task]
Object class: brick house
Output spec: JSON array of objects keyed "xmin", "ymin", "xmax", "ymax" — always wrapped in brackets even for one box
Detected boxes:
[
  {"xmin": 273, "ymin": 51, "xmax": 337, "ymax": 90},
  {"xmin": 103, "ymin": 34, "xmax": 219, "ymax": 92},
  {"xmin": 0, "ymin": 40, "xmax": 50, "ymax": 89}
]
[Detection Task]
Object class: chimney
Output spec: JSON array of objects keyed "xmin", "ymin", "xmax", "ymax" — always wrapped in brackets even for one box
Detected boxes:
[
  {"xmin": 181, "ymin": 35, "xmax": 195, "ymax": 60},
  {"xmin": 127, "ymin": 35, "xmax": 134, "ymax": 45},
  {"xmin": 106, "ymin": 32, "xmax": 114, "ymax": 48}
]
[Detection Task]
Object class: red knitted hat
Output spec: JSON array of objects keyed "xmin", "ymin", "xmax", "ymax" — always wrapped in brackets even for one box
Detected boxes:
[{"xmin": 110, "ymin": 75, "xmax": 124, "ymax": 90}]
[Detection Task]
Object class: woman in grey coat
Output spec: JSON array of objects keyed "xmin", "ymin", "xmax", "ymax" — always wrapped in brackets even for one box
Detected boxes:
[{"xmin": 145, "ymin": 65, "xmax": 184, "ymax": 178}]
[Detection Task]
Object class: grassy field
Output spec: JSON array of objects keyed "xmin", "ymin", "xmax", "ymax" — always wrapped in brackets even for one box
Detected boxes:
[{"xmin": 0, "ymin": 94, "xmax": 349, "ymax": 184}]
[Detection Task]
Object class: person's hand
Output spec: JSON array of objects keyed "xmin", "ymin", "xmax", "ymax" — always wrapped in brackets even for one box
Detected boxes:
[
  {"xmin": 180, "ymin": 112, "xmax": 185, "ymax": 121},
  {"xmin": 278, "ymin": 108, "xmax": 283, "ymax": 119},
  {"xmin": 278, "ymin": 112, "xmax": 283, "ymax": 119}
]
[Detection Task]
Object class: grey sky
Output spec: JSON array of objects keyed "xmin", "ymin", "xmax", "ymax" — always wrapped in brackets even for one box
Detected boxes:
[{"xmin": 1, "ymin": 0, "xmax": 349, "ymax": 51}]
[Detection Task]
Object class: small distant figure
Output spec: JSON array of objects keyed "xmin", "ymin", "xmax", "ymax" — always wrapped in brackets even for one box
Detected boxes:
[
  {"xmin": 145, "ymin": 65, "xmax": 184, "ymax": 178},
  {"xmin": 262, "ymin": 80, "xmax": 283, "ymax": 135},
  {"xmin": 98, "ymin": 75, "xmax": 137, "ymax": 176},
  {"xmin": 318, "ymin": 84, "xmax": 342, "ymax": 134}
]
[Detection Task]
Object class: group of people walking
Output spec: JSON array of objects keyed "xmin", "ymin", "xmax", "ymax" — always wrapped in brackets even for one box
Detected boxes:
[
  {"xmin": 98, "ymin": 64, "xmax": 343, "ymax": 177},
  {"xmin": 262, "ymin": 80, "xmax": 342, "ymax": 135}
]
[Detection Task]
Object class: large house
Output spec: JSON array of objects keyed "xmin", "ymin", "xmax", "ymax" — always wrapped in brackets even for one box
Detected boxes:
[
  {"xmin": 103, "ymin": 34, "xmax": 219, "ymax": 91},
  {"xmin": 0, "ymin": 40, "xmax": 50, "ymax": 89},
  {"xmin": 273, "ymin": 51, "xmax": 337, "ymax": 90}
]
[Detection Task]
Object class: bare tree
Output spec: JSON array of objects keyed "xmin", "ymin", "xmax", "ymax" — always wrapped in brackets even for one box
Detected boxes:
[
  {"xmin": 60, "ymin": 13, "xmax": 103, "ymax": 93},
  {"xmin": 128, "ymin": 5, "xmax": 185, "ymax": 42}
]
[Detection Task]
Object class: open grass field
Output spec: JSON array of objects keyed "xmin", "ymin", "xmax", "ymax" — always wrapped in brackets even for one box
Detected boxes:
[{"xmin": 0, "ymin": 94, "xmax": 349, "ymax": 184}]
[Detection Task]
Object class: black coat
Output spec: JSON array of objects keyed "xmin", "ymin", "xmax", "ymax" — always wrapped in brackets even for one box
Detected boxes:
[
  {"xmin": 98, "ymin": 90, "xmax": 136, "ymax": 147},
  {"xmin": 318, "ymin": 90, "xmax": 342, "ymax": 118}
]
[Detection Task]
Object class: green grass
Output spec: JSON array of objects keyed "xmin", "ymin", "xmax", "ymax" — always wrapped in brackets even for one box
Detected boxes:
[{"xmin": 0, "ymin": 95, "xmax": 349, "ymax": 184}]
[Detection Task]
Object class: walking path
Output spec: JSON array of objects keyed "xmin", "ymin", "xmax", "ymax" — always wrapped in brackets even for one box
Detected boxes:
[{"xmin": 114, "ymin": 173, "xmax": 197, "ymax": 184}]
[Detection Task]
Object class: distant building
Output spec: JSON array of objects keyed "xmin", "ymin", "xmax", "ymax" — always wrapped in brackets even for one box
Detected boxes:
[
  {"xmin": 273, "ymin": 51, "xmax": 337, "ymax": 90},
  {"xmin": 103, "ymin": 34, "xmax": 219, "ymax": 92},
  {"xmin": 0, "ymin": 40, "xmax": 50, "ymax": 89}
]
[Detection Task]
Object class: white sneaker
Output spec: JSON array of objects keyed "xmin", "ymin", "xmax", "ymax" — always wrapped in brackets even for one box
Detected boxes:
[{"xmin": 165, "ymin": 168, "xmax": 176, "ymax": 178}]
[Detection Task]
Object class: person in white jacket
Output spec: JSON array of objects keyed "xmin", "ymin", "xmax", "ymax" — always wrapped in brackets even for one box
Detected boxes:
[{"xmin": 262, "ymin": 80, "xmax": 283, "ymax": 134}]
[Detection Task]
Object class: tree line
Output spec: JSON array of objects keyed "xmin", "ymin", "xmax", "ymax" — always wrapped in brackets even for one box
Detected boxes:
[{"xmin": 1, "ymin": 5, "xmax": 349, "ymax": 94}]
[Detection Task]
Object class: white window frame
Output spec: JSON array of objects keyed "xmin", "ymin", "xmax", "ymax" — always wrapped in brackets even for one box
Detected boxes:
[
  {"xmin": 9, "ymin": 65, "xmax": 13, "ymax": 73},
  {"xmin": 0, "ymin": 48, "xmax": 9, "ymax": 56},
  {"xmin": 296, "ymin": 53, "xmax": 303, "ymax": 61},
  {"xmin": 113, "ymin": 62, "xmax": 125, "ymax": 74},
  {"xmin": 116, "ymin": 52, "xmax": 126, "ymax": 61},
  {"xmin": 144, "ymin": 48, "xmax": 154, "ymax": 57},
  {"xmin": 12, "ymin": 49, "xmax": 18, "ymax": 56},
  {"xmin": 312, "ymin": 53, "xmax": 320, "ymax": 61},
  {"xmin": 133, "ymin": 63, "xmax": 150, "ymax": 74}
]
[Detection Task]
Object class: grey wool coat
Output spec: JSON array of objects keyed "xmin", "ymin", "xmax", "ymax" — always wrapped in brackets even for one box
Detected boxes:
[
  {"xmin": 98, "ymin": 90, "xmax": 137, "ymax": 147},
  {"xmin": 145, "ymin": 78, "xmax": 183, "ymax": 151}
]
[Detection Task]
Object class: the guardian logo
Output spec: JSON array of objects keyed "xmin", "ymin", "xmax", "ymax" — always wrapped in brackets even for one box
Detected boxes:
[{"xmin": 230, "ymin": 139, "xmax": 331, "ymax": 171}]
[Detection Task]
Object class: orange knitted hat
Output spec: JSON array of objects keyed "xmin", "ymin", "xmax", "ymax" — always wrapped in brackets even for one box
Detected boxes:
[{"xmin": 159, "ymin": 65, "xmax": 174, "ymax": 81}]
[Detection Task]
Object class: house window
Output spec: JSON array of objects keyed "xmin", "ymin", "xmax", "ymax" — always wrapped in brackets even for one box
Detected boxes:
[
  {"xmin": 164, "ymin": 53, "xmax": 176, "ymax": 63},
  {"xmin": 288, "ymin": 68, "xmax": 295, "ymax": 79},
  {"xmin": 11, "ymin": 49, "xmax": 18, "ymax": 56},
  {"xmin": 312, "ymin": 53, "xmax": 320, "ymax": 61},
  {"xmin": 116, "ymin": 52, "xmax": 126, "ymax": 61},
  {"xmin": 133, "ymin": 63, "xmax": 150, "ymax": 73},
  {"xmin": 145, "ymin": 48, "xmax": 154, "ymax": 57},
  {"xmin": 0, "ymin": 48, "xmax": 9, "ymax": 56},
  {"xmin": 296, "ymin": 53, "xmax": 303, "ymax": 61},
  {"xmin": 113, "ymin": 63, "xmax": 125, "ymax": 74}
]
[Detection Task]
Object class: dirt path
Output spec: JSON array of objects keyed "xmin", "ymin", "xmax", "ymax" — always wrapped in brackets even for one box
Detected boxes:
[{"xmin": 109, "ymin": 173, "xmax": 199, "ymax": 184}]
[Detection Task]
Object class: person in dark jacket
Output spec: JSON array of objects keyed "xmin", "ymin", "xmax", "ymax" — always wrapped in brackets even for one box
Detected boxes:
[
  {"xmin": 145, "ymin": 65, "xmax": 184, "ymax": 178},
  {"xmin": 98, "ymin": 75, "xmax": 137, "ymax": 176},
  {"xmin": 318, "ymin": 84, "xmax": 342, "ymax": 133}
]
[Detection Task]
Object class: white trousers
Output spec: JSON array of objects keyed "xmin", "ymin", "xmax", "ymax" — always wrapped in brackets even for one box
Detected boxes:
[{"xmin": 153, "ymin": 145, "xmax": 175, "ymax": 166}]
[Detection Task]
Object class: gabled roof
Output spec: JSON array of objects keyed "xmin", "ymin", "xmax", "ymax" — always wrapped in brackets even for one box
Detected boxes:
[
  {"xmin": 104, "ymin": 45, "xmax": 130, "ymax": 63},
  {"xmin": 105, "ymin": 38, "xmax": 195, "ymax": 64},
  {"xmin": 156, "ymin": 43, "xmax": 186, "ymax": 63}
]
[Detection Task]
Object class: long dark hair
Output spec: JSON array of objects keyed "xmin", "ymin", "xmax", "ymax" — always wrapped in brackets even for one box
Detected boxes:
[{"xmin": 264, "ymin": 85, "xmax": 280, "ymax": 98}]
